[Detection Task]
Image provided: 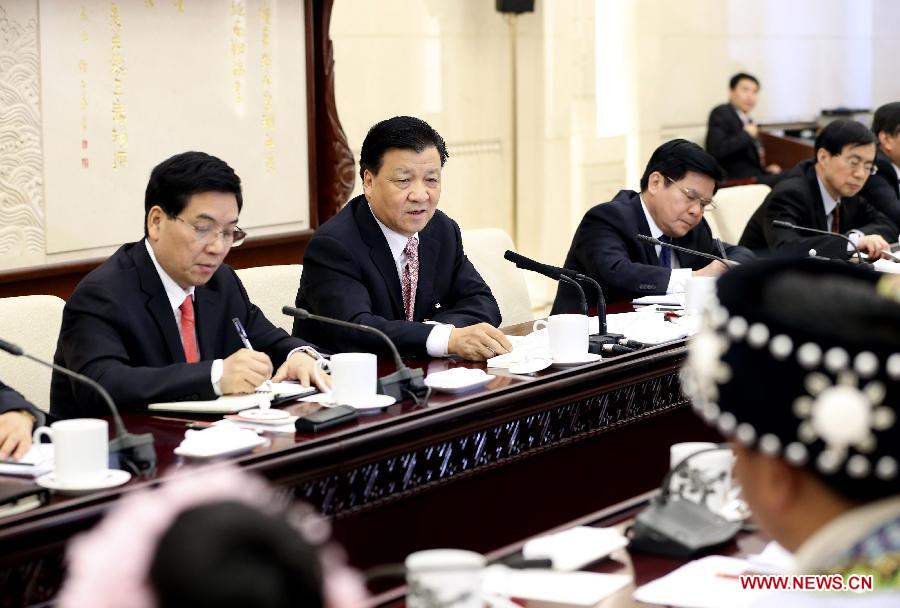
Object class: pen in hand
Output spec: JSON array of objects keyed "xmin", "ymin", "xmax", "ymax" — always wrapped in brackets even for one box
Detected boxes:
[
  {"xmin": 231, "ymin": 317, "xmax": 274, "ymax": 399},
  {"xmin": 715, "ymin": 238, "xmax": 729, "ymax": 262}
]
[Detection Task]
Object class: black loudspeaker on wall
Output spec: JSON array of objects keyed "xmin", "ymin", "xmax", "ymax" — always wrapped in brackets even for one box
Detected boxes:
[{"xmin": 496, "ymin": 0, "xmax": 535, "ymax": 14}]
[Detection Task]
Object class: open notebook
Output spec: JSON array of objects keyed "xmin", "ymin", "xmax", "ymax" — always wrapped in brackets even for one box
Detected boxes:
[{"xmin": 147, "ymin": 382, "xmax": 316, "ymax": 414}]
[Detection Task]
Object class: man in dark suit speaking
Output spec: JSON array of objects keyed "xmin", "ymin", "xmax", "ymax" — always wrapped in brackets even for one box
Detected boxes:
[
  {"xmin": 552, "ymin": 139, "xmax": 754, "ymax": 310},
  {"xmin": 293, "ymin": 116, "xmax": 510, "ymax": 361},
  {"xmin": 0, "ymin": 380, "xmax": 44, "ymax": 460},
  {"xmin": 51, "ymin": 152, "xmax": 326, "ymax": 418},
  {"xmin": 740, "ymin": 120, "xmax": 896, "ymax": 260}
]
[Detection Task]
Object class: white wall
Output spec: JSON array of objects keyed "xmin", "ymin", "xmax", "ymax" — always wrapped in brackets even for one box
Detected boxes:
[{"xmin": 1, "ymin": 0, "xmax": 897, "ymax": 291}]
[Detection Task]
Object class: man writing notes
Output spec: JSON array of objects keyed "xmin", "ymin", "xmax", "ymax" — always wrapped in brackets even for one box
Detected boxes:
[
  {"xmin": 552, "ymin": 139, "xmax": 754, "ymax": 310},
  {"xmin": 51, "ymin": 152, "xmax": 326, "ymax": 418},
  {"xmin": 0, "ymin": 381, "xmax": 44, "ymax": 460},
  {"xmin": 705, "ymin": 72, "xmax": 782, "ymax": 185},
  {"xmin": 683, "ymin": 259, "xmax": 900, "ymax": 599},
  {"xmin": 739, "ymin": 119, "xmax": 897, "ymax": 260},
  {"xmin": 293, "ymin": 116, "xmax": 510, "ymax": 361}
]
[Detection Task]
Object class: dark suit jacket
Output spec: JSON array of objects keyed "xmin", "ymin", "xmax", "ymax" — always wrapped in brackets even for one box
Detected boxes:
[
  {"xmin": 859, "ymin": 149, "xmax": 900, "ymax": 228},
  {"xmin": 292, "ymin": 195, "xmax": 501, "ymax": 356},
  {"xmin": 739, "ymin": 160, "xmax": 898, "ymax": 258},
  {"xmin": 551, "ymin": 190, "xmax": 755, "ymax": 310},
  {"xmin": 51, "ymin": 241, "xmax": 313, "ymax": 418},
  {"xmin": 0, "ymin": 381, "xmax": 45, "ymax": 425},
  {"xmin": 706, "ymin": 104, "xmax": 764, "ymax": 180}
]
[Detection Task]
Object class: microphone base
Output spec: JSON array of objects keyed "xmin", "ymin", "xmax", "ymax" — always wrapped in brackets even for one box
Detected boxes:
[
  {"xmin": 109, "ymin": 432, "xmax": 157, "ymax": 478},
  {"xmin": 378, "ymin": 367, "xmax": 428, "ymax": 403}
]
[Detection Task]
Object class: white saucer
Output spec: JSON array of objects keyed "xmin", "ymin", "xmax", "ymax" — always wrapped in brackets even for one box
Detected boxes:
[
  {"xmin": 238, "ymin": 408, "xmax": 290, "ymax": 421},
  {"xmin": 36, "ymin": 469, "xmax": 132, "ymax": 494},
  {"xmin": 325, "ymin": 393, "xmax": 396, "ymax": 411},
  {"xmin": 551, "ymin": 352, "xmax": 603, "ymax": 367},
  {"xmin": 507, "ymin": 358, "xmax": 553, "ymax": 375},
  {"xmin": 425, "ymin": 369, "xmax": 496, "ymax": 393}
]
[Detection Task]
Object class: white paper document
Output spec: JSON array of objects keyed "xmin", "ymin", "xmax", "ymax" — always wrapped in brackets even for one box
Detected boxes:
[
  {"xmin": 522, "ymin": 526, "xmax": 628, "ymax": 571},
  {"xmin": 633, "ymin": 555, "xmax": 768, "ymax": 608},
  {"xmin": 0, "ymin": 444, "xmax": 54, "ymax": 477},
  {"xmin": 148, "ymin": 393, "xmax": 274, "ymax": 414},
  {"xmin": 484, "ymin": 566, "xmax": 630, "ymax": 606}
]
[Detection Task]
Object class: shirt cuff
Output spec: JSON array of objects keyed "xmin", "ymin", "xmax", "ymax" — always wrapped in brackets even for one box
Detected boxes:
[
  {"xmin": 211, "ymin": 358, "xmax": 224, "ymax": 396},
  {"xmin": 847, "ymin": 230, "xmax": 863, "ymax": 252},
  {"xmin": 425, "ymin": 322, "xmax": 454, "ymax": 358},
  {"xmin": 666, "ymin": 268, "xmax": 693, "ymax": 294}
]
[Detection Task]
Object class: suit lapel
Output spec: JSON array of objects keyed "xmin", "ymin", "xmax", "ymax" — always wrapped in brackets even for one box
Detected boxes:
[
  {"xmin": 629, "ymin": 194, "xmax": 660, "ymax": 265},
  {"xmin": 806, "ymin": 164, "xmax": 829, "ymax": 230},
  {"xmin": 414, "ymin": 231, "xmax": 440, "ymax": 320},
  {"xmin": 193, "ymin": 285, "xmax": 221, "ymax": 361},
  {"xmin": 134, "ymin": 243, "xmax": 187, "ymax": 363},
  {"xmin": 354, "ymin": 198, "xmax": 405, "ymax": 317}
]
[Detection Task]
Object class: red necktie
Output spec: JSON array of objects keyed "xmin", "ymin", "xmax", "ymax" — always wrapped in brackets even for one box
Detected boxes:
[
  {"xmin": 179, "ymin": 297, "xmax": 200, "ymax": 363},
  {"xmin": 401, "ymin": 236, "xmax": 419, "ymax": 321},
  {"xmin": 831, "ymin": 204, "xmax": 841, "ymax": 234}
]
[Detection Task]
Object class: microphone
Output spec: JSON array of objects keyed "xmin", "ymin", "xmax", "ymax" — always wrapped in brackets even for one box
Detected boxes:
[
  {"xmin": 636, "ymin": 234, "xmax": 727, "ymax": 264},
  {"xmin": 627, "ymin": 444, "xmax": 742, "ymax": 558},
  {"xmin": 558, "ymin": 275, "xmax": 588, "ymax": 316},
  {"xmin": 503, "ymin": 250, "xmax": 609, "ymax": 331},
  {"xmin": 771, "ymin": 219, "xmax": 863, "ymax": 262},
  {"xmin": 282, "ymin": 307, "xmax": 430, "ymax": 404},
  {"xmin": 0, "ymin": 338, "xmax": 157, "ymax": 477}
]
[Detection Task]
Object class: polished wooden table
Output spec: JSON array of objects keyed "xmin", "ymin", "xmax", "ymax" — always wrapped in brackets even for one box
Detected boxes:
[
  {"xmin": 0, "ymin": 337, "xmax": 719, "ymax": 607},
  {"xmin": 369, "ymin": 491, "xmax": 767, "ymax": 608}
]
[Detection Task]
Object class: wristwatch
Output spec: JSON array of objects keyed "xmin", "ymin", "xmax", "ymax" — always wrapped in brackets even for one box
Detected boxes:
[{"xmin": 295, "ymin": 345, "xmax": 325, "ymax": 361}]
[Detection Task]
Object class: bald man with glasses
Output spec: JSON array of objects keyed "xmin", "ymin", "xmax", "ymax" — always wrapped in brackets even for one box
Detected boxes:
[
  {"xmin": 552, "ymin": 139, "xmax": 755, "ymax": 310},
  {"xmin": 51, "ymin": 152, "xmax": 328, "ymax": 419},
  {"xmin": 740, "ymin": 119, "xmax": 898, "ymax": 260}
]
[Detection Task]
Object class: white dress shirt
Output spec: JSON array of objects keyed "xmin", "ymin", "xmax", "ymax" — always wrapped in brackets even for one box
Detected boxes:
[
  {"xmin": 639, "ymin": 196, "xmax": 692, "ymax": 294},
  {"xmin": 816, "ymin": 176, "xmax": 861, "ymax": 251},
  {"xmin": 368, "ymin": 205, "xmax": 453, "ymax": 357},
  {"xmin": 145, "ymin": 240, "xmax": 225, "ymax": 394}
]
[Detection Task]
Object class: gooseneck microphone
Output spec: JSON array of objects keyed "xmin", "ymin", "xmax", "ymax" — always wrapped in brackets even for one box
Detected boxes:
[
  {"xmin": 771, "ymin": 219, "xmax": 864, "ymax": 263},
  {"xmin": 557, "ymin": 275, "xmax": 587, "ymax": 316},
  {"xmin": 636, "ymin": 234, "xmax": 727, "ymax": 264},
  {"xmin": 503, "ymin": 250, "xmax": 608, "ymax": 330},
  {"xmin": 0, "ymin": 337, "xmax": 157, "ymax": 477},
  {"xmin": 282, "ymin": 307, "xmax": 430, "ymax": 404}
]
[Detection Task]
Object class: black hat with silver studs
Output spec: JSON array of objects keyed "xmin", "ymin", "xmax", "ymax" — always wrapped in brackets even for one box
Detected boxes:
[{"xmin": 682, "ymin": 258, "xmax": 900, "ymax": 501}]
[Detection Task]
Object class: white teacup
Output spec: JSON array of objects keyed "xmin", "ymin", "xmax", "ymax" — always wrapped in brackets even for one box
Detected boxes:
[
  {"xmin": 406, "ymin": 549, "xmax": 485, "ymax": 608},
  {"xmin": 685, "ymin": 276, "xmax": 718, "ymax": 315},
  {"xmin": 313, "ymin": 352, "xmax": 377, "ymax": 406},
  {"xmin": 33, "ymin": 419, "xmax": 109, "ymax": 487},
  {"xmin": 669, "ymin": 441, "xmax": 733, "ymax": 513},
  {"xmin": 532, "ymin": 314, "xmax": 589, "ymax": 362}
]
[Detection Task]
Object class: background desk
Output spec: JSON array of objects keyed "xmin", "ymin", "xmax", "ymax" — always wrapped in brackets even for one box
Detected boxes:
[{"xmin": 0, "ymin": 339, "xmax": 719, "ymax": 607}]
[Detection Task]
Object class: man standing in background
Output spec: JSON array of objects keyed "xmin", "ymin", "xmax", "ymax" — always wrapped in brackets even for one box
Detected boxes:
[{"xmin": 706, "ymin": 72, "xmax": 782, "ymax": 185}]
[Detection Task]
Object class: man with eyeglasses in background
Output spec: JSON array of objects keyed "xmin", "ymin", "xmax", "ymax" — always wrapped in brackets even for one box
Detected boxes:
[
  {"xmin": 859, "ymin": 102, "xmax": 900, "ymax": 228},
  {"xmin": 740, "ymin": 119, "xmax": 898, "ymax": 260},
  {"xmin": 50, "ymin": 152, "xmax": 328, "ymax": 419},
  {"xmin": 552, "ymin": 139, "xmax": 755, "ymax": 310}
]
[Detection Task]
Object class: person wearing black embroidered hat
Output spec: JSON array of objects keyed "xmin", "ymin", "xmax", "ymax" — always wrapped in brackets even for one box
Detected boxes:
[{"xmin": 682, "ymin": 259, "xmax": 900, "ymax": 600}]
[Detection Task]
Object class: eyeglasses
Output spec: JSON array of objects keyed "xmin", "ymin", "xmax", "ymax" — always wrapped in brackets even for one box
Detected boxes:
[
  {"xmin": 167, "ymin": 213, "xmax": 247, "ymax": 247},
  {"xmin": 838, "ymin": 154, "xmax": 878, "ymax": 176},
  {"xmin": 664, "ymin": 176, "xmax": 717, "ymax": 210}
]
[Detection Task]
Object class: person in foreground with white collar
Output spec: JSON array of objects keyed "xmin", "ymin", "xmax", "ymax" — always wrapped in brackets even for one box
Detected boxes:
[
  {"xmin": 50, "ymin": 152, "xmax": 328, "ymax": 419},
  {"xmin": 551, "ymin": 139, "xmax": 754, "ymax": 310},
  {"xmin": 739, "ymin": 119, "xmax": 897, "ymax": 259},
  {"xmin": 293, "ymin": 116, "xmax": 509, "ymax": 361}
]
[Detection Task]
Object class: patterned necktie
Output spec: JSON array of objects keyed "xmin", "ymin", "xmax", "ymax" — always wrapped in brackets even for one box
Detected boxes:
[
  {"xmin": 401, "ymin": 236, "xmax": 419, "ymax": 321},
  {"xmin": 658, "ymin": 235, "xmax": 672, "ymax": 268},
  {"xmin": 831, "ymin": 204, "xmax": 841, "ymax": 234},
  {"xmin": 179, "ymin": 296, "xmax": 200, "ymax": 363}
]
